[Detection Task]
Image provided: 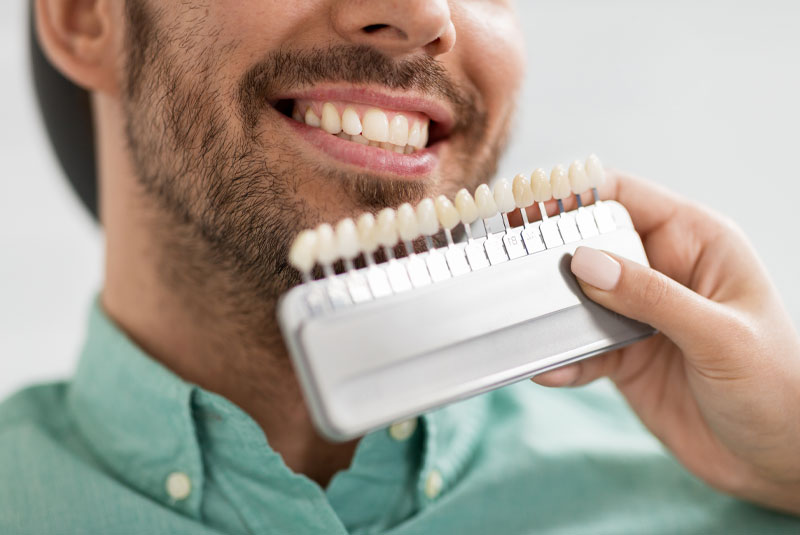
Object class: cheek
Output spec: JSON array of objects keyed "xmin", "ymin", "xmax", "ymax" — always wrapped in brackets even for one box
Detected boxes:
[{"xmin": 452, "ymin": 3, "xmax": 526, "ymax": 125}]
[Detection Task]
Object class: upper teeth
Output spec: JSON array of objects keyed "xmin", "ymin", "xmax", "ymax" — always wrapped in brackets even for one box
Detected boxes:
[{"xmin": 292, "ymin": 100, "xmax": 429, "ymax": 154}]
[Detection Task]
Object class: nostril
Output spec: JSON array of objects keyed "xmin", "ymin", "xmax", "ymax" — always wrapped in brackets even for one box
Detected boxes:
[{"xmin": 362, "ymin": 24, "xmax": 389, "ymax": 34}]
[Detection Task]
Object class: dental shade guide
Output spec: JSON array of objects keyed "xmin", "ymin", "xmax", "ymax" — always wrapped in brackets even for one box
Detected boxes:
[{"xmin": 279, "ymin": 155, "xmax": 654, "ymax": 441}]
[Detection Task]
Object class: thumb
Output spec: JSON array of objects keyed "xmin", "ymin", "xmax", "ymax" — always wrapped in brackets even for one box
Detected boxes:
[{"xmin": 570, "ymin": 246, "xmax": 719, "ymax": 349}]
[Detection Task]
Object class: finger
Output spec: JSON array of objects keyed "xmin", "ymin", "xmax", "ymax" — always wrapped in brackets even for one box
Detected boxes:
[
  {"xmin": 599, "ymin": 170, "xmax": 685, "ymax": 237},
  {"xmin": 570, "ymin": 246, "xmax": 722, "ymax": 351},
  {"xmin": 532, "ymin": 350, "xmax": 623, "ymax": 388}
]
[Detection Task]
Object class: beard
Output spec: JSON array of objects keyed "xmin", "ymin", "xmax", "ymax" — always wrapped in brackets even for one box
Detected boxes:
[{"xmin": 120, "ymin": 1, "xmax": 509, "ymax": 327}]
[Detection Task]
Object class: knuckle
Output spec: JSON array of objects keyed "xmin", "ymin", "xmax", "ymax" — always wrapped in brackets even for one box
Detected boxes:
[{"xmin": 637, "ymin": 271, "xmax": 671, "ymax": 308}]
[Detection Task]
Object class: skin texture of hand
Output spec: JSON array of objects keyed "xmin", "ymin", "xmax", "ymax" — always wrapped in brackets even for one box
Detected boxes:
[{"xmin": 533, "ymin": 172, "xmax": 800, "ymax": 515}]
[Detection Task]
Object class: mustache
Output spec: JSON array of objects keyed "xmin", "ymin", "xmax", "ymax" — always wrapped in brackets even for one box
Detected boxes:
[{"xmin": 237, "ymin": 45, "xmax": 480, "ymax": 135}]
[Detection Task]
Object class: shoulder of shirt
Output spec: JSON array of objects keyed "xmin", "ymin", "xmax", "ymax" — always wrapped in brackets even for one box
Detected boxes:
[{"xmin": 0, "ymin": 381, "xmax": 72, "ymax": 436}]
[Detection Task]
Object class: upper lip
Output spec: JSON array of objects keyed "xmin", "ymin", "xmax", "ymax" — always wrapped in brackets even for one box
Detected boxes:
[{"xmin": 270, "ymin": 84, "xmax": 455, "ymax": 135}]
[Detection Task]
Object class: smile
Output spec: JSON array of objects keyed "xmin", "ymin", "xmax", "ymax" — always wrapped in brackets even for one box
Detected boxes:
[{"xmin": 272, "ymin": 87, "xmax": 453, "ymax": 178}]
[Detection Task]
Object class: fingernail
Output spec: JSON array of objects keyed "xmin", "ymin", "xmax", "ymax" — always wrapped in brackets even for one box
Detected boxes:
[{"xmin": 571, "ymin": 247, "xmax": 621, "ymax": 291}]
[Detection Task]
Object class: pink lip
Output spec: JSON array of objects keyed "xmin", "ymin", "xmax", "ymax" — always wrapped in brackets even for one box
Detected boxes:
[
  {"xmin": 282, "ymin": 113, "xmax": 441, "ymax": 179},
  {"xmin": 274, "ymin": 85, "xmax": 455, "ymax": 133}
]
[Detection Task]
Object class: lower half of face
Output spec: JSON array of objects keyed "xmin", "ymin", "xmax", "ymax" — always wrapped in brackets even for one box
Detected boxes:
[{"xmin": 121, "ymin": 1, "xmax": 524, "ymax": 302}]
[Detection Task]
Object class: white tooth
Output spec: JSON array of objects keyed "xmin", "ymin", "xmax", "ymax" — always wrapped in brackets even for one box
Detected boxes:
[
  {"xmin": 362, "ymin": 108, "xmax": 389, "ymax": 142},
  {"xmin": 396, "ymin": 203, "xmax": 419, "ymax": 241},
  {"xmin": 512, "ymin": 173, "xmax": 534, "ymax": 208},
  {"xmin": 435, "ymin": 195, "xmax": 460, "ymax": 230},
  {"xmin": 369, "ymin": 140, "xmax": 381, "ymax": 148},
  {"xmin": 408, "ymin": 122, "xmax": 421, "ymax": 147},
  {"xmin": 288, "ymin": 229, "xmax": 318, "ymax": 273},
  {"xmin": 415, "ymin": 198, "xmax": 439, "ymax": 236},
  {"xmin": 335, "ymin": 218, "xmax": 359, "ymax": 260},
  {"xmin": 585, "ymin": 154, "xmax": 606, "ymax": 188},
  {"xmin": 474, "ymin": 184, "xmax": 498, "ymax": 219},
  {"xmin": 376, "ymin": 208, "xmax": 398, "ymax": 247},
  {"xmin": 321, "ymin": 102, "xmax": 341, "ymax": 134},
  {"xmin": 336, "ymin": 132, "xmax": 351, "ymax": 141},
  {"xmin": 342, "ymin": 107, "xmax": 362, "ymax": 136},
  {"xmin": 404, "ymin": 145, "xmax": 414, "ymax": 154},
  {"xmin": 292, "ymin": 106, "xmax": 303, "ymax": 122},
  {"xmin": 531, "ymin": 168, "xmax": 552, "ymax": 202},
  {"xmin": 568, "ymin": 160, "xmax": 591, "ymax": 195},
  {"xmin": 304, "ymin": 108, "xmax": 320, "ymax": 128},
  {"xmin": 454, "ymin": 188, "xmax": 478, "ymax": 224},
  {"xmin": 550, "ymin": 165, "xmax": 572, "ymax": 200},
  {"xmin": 351, "ymin": 134, "xmax": 369, "ymax": 145},
  {"xmin": 393, "ymin": 145, "xmax": 405, "ymax": 154},
  {"xmin": 315, "ymin": 223, "xmax": 337, "ymax": 265},
  {"xmin": 357, "ymin": 212, "xmax": 379, "ymax": 254},
  {"xmin": 417, "ymin": 121, "xmax": 429, "ymax": 148},
  {"xmin": 389, "ymin": 114, "xmax": 409, "ymax": 146},
  {"xmin": 493, "ymin": 178, "xmax": 515, "ymax": 214}
]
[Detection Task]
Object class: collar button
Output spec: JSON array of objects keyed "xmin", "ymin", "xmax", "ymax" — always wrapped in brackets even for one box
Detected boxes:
[
  {"xmin": 388, "ymin": 418, "xmax": 418, "ymax": 441},
  {"xmin": 166, "ymin": 471, "xmax": 192, "ymax": 501}
]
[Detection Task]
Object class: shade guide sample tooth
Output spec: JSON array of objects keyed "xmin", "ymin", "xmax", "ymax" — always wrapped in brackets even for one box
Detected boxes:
[
  {"xmin": 315, "ymin": 223, "xmax": 338, "ymax": 266},
  {"xmin": 435, "ymin": 195, "xmax": 460, "ymax": 230},
  {"xmin": 357, "ymin": 213, "xmax": 379, "ymax": 254},
  {"xmin": 550, "ymin": 165, "xmax": 572, "ymax": 200},
  {"xmin": 288, "ymin": 229, "xmax": 318, "ymax": 273},
  {"xmin": 493, "ymin": 179, "xmax": 516, "ymax": 214},
  {"xmin": 321, "ymin": 102, "xmax": 341, "ymax": 134},
  {"xmin": 362, "ymin": 108, "xmax": 389, "ymax": 142},
  {"xmin": 376, "ymin": 208, "xmax": 399, "ymax": 247},
  {"xmin": 388, "ymin": 115, "xmax": 409, "ymax": 146},
  {"xmin": 335, "ymin": 218, "xmax": 359, "ymax": 260},
  {"xmin": 454, "ymin": 188, "xmax": 479, "ymax": 224},
  {"xmin": 512, "ymin": 174, "xmax": 534, "ymax": 208},
  {"xmin": 568, "ymin": 161, "xmax": 590, "ymax": 195},
  {"xmin": 396, "ymin": 203, "xmax": 419, "ymax": 241},
  {"xmin": 341, "ymin": 107, "xmax": 362, "ymax": 135},
  {"xmin": 416, "ymin": 198, "xmax": 439, "ymax": 236},
  {"xmin": 530, "ymin": 168, "xmax": 552, "ymax": 202},
  {"xmin": 474, "ymin": 184, "xmax": 498, "ymax": 220},
  {"xmin": 585, "ymin": 153, "xmax": 606, "ymax": 188},
  {"xmin": 304, "ymin": 108, "xmax": 320, "ymax": 128}
]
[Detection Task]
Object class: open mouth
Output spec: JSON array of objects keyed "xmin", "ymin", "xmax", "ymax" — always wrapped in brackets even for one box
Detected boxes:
[{"xmin": 270, "ymin": 88, "xmax": 453, "ymax": 177}]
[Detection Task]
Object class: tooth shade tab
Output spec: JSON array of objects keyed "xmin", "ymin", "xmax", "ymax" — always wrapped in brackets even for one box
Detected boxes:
[
  {"xmin": 416, "ymin": 198, "xmax": 439, "ymax": 236},
  {"xmin": 568, "ymin": 161, "xmax": 591, "ymax": 195},
  {"xmin": 454, "ymin": 188, "xmax": 479, "ymax": 224},
  {"xmin": 531, "ymin": 168, "xmax": 552, "ymax": 202},
  {"xmin": 586, "ymin": 154, "xmax": 606, "ymax": 188},
  {"xmin": 321, "ymin": 102, "xmax": 341, "ymax": 134},
  {"xmin": 396, "ymin": 203, "xmax": 419, "ymax": 241},
  {"xmin": 512, "ymin": 174, "xmax": 534, "ymax": 208},
  {"xmin": 435, "ymin": 195, "xmax": 460, "ymax": 230},
  {"xmin": 550, "ymin": 165, "xmax": 572, "ymax": 200},
  {"xmin": 357, "ymin": 213, "xmax": 379, "ymax": 253},
  {"xmin": 342, "ymin": 107, "xmax": 362, "ymax": 135},
  {"xmin": 376, "ymin": 208, "xmax": 399, "ymax": 247},
  {"xmin": 335, "ymin": 218, "xmax": 359, "ymax": 260},
  {"xmin": 474, "ymin": 184, "xmax": 498, "ymax": 220},
  {"xmin": 288, "ymin": 229, "xmax": 318, "ymax": 273},
  {"xmin": 316, "ymin": 223, "xmax": 338, "ymax": 265},
  {"xmin": 493, "ymin": 179, "xmax": 516, "ymax": 214}
]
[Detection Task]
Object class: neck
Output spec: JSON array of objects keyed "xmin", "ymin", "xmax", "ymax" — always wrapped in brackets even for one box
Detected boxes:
[{"xmin": 95, "ymin": 94, "xmax": 357, "ymax": 487}]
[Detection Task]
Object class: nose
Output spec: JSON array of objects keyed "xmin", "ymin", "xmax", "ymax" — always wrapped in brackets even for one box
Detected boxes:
[{"xmin": 331, "ymin": 0, "xmax": 456, "ymax": 57}]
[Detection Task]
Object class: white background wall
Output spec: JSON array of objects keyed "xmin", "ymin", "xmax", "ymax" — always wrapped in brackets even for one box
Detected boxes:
[{"xmin": 2, "ymin": 1, "xmax": 799, "ymax": 399}]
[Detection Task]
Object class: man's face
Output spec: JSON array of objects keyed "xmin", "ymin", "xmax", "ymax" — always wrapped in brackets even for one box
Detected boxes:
[{"xmin": 120, "ymin": 0, "xmax": 524, "ymax": 302}]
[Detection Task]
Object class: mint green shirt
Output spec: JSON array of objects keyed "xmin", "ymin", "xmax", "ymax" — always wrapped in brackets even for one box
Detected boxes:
[{"xmin": 1, "ymin": 302, "xmax": 797, "ymax": 534}]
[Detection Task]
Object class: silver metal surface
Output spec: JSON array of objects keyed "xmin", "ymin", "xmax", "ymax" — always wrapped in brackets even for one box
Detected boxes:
[
  {"xmin": 425, "ymin": 251, "xmax": 452, "ymax": 282},
  {"xmin": 539, "ymin": 219, "xmax": 564, "ymax": 249},
  {"xmin": 484, "ymin": 235, "xmax": 510, "ymax": 265},
  {"xmin": 385, "ymin": 261, "xmax": 413, "ymax": 293},
  {"xmin": 405, "ymin": 255, "xmax": 432, "ymax": 288},
  {"xmin": 365, "ymin": 267, "xmax": 392, "ymax": 298},
  {"xmin": 521, "ymin": 226, "xmax": 546, "ymax": 254},
  {"xmin": 278, "ymin": 201, "xmax": 655, "ymax": 440},
  {"xmin": 445, "ymin": 246, "xmax": 472, "ymax": 276},
  {"xmin": 557, "ymin": 213, "xmax": 582, "ymax": 243},
  {"xmin": 502, "ymin": 229, "xmax": 528, "ymax": 259},
  {"xmin": 464, "ymin": 241, "xmax": 491, "ymax": 270}
]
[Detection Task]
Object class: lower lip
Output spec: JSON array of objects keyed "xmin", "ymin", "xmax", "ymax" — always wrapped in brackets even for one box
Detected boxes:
[{"xmin": 281, "ymin": 114, "xmax": 440, "ymax": 179}]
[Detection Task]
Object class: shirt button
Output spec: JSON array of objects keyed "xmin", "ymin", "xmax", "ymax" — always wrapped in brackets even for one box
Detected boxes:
[
  {"xmin": 424, "ymin": 469, "xmax": 443, "ymax": 499},
  {"xmin": 166, "ymin": 471, "xmax": 192, "ymax": 501},
  {"xmin": 388, "ymin": 418, "xmax": 418, "ymax": 441}
]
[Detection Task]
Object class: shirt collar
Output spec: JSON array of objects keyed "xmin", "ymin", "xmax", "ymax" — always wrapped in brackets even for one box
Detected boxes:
[{"xmin": 67, "ymin": 299, "xmax": 489, "ymax": 532}]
